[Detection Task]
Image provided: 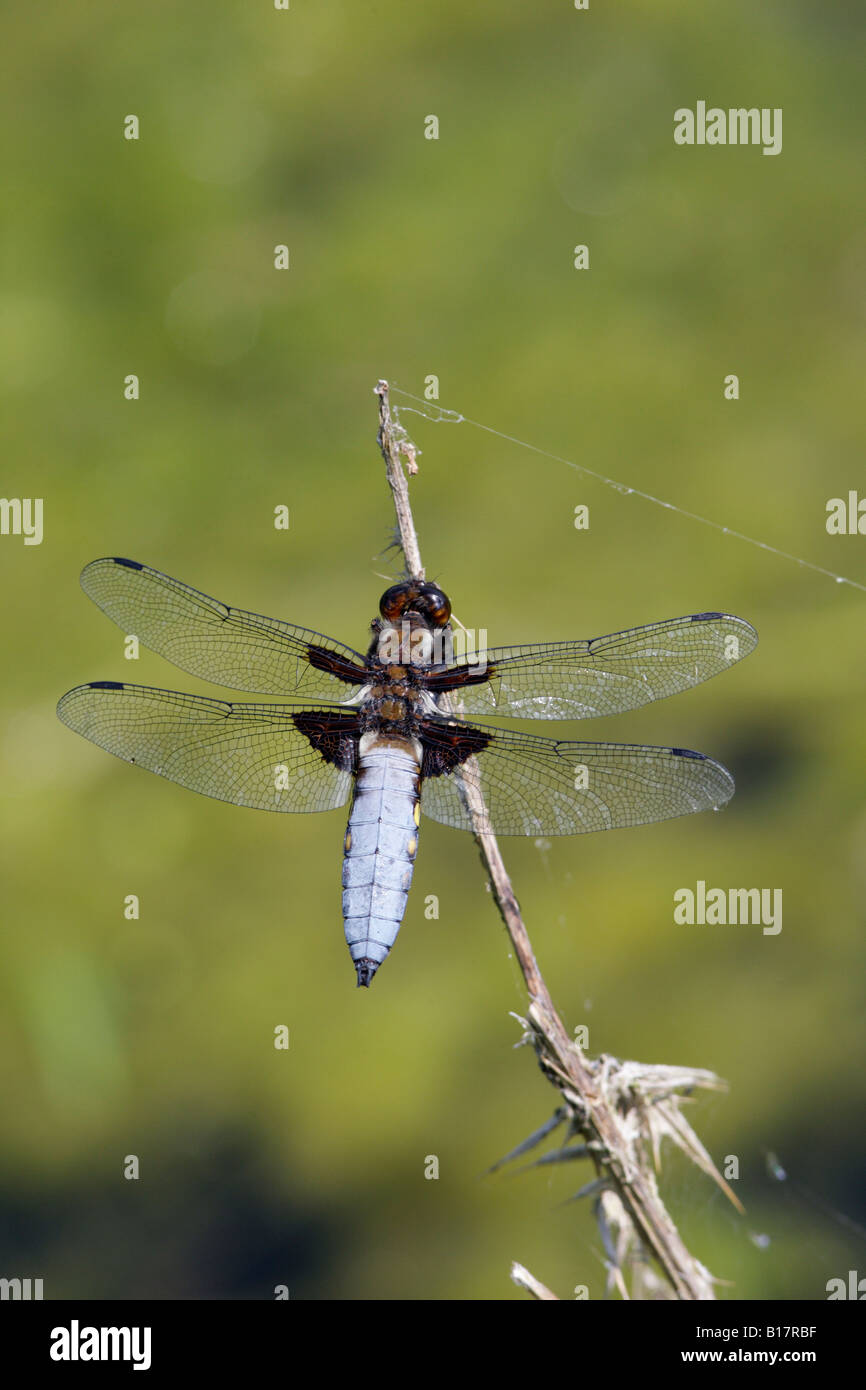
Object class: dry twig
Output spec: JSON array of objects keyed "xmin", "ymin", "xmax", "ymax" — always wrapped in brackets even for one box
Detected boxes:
[{"xmin": 374, "ymin": 379, "xmax": 738, "ymax": 1301}]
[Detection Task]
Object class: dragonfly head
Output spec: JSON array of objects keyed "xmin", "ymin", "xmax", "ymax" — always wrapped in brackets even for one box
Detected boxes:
[
  {"xmin": 374, "ymin": 582, "xmax": 453, "ymax": 667},
  {"xmin": 379, "ymin": 580, "xmax": 451, "ymax": 628}
]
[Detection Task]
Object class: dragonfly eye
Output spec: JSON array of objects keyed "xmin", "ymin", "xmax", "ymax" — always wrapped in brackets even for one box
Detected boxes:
[
  {"xmin": 379, "ymin": 583, "xmax": 413, "ymax": 620},
  {"xmin": 416, "ymin": 584, "xmax": 451, "ymax": 628},
  {"xmin": 378, "ymin": 581, "xmax": 451, "ymax": 627}
]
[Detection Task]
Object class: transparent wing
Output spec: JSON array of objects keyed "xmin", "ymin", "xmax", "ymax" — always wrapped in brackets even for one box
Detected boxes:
[
  {"xmin": 57, "ymin": 682, "xmax": 358, "ymax": 813},
  {"xmin": 79, "ymin": 557, "xmax": 368, "ymax": 698},
  {"xmin": 430, "ymin": 613, "xmax": 757, "ymax": 719},
  {"xmin": 419, "ymin": 720, "xmax": 734, "ymax": 836}
]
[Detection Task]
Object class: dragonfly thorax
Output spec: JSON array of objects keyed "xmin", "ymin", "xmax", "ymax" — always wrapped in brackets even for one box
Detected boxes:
[{"xmin": 376, "ymin": 618, "xmax": 453, "ymax": 668}]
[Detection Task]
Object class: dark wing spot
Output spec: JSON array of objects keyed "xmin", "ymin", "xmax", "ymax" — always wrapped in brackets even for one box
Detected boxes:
[
  {"xmin": 292, "ymin": 711, "xmax": 360, "ymax": 772},
  {"xmin": 111, "ymin": 557, "xmax": 143, "ymax": 570},
  {"xmin": 421, "ymin": 663, "xmax": 496, "ymax": 693},
  {"xmin": 690, "ymin": 612, "xmax": 724, "ymax": 621},
  {"xmin": 88, "ymin": 680, "xmax": 124, "ymax": 690},
  {"xmin": 305, "ymin": 644, "xmax": 368, "ymax": 685},
  {"xmin": 671, "ymin": 747, "xmax": 704, "ymax": 759},
  {"xmin": 420, "ymin": 718, "xmax": 492, "ymax": 778}
]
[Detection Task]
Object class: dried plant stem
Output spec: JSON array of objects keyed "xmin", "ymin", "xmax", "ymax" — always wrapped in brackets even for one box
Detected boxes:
[
  {"xmin": 376, "ymin": 381, "xmax": 424, "ymax": 579},
  {"xmin": 374, "ymin": 379, "xmax": 726, "ymax": 1301},
  {"xmin": 510, "ymin": 1262, "xmax": 559, "ymax": 1300}
]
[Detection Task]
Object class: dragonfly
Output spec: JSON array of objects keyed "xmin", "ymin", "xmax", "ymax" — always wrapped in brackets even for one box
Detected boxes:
[{"xmin": 58, "ymin": 558, "xmax": 757, "ymax": 986}]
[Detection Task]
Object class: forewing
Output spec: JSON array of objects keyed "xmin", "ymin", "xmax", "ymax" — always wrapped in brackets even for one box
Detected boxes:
[
  {"xmin": 79, "ymin": 557, "xmax": 368, "ymax": 697},
  {"xmin": 57, "ymin": 682, "xmax": 358, "ymax": 813},
  {"xmin": 419, "ymin": 719, "xmax": 734, "ymax": 836},
  {"xmin": 425, "ymin": 614, "xmax": 757, "ymax": 719}
]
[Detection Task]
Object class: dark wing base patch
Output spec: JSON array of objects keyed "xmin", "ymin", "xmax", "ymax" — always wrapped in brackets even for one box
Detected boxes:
[
  {"xmin": 420, "ymin": 718, "xmax": 492, "ymax": 779},
  {"xmin": 305, "ymin": 644, "xmax": 368, "ymax": 685},
  {"xmin": 422, "ymin": 665, "xmax": 496, "ymax": 694},
  {"xmin": 292, "ymin": 710, "xmax": 360, "ymax": 772}
]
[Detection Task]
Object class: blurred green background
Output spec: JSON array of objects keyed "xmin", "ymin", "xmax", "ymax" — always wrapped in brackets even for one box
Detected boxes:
[{"xmin": 1, "ymin": 0, "xmax": 864, "ymax": 1300}]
